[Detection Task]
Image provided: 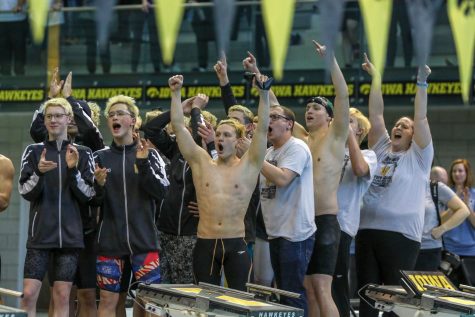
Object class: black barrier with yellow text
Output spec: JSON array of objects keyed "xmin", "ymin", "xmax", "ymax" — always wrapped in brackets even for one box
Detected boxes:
[
  {"xmin": 401, "ymin": 270, "xmax": 457, "ymax": 295},
  {"xmin": 0, "ymin": 81, "xmax": 471, "ymax": 105}
]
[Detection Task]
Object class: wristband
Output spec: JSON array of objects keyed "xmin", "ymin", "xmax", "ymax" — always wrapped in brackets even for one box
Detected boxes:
[{"xmin": 416, "ymin": 81, "xmax": 428, "ymax": 88}]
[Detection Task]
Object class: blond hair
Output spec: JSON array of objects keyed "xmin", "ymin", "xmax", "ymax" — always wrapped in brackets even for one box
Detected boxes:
[
  {"xmin": 87, "ymin": 102, "xmax": 101, "ymax": 127},
  {"xmin": 350, "ymin": 107, "xmax": 371, "ymax": 145},
  {"xmin": 144, "ymin": 109, "xmax": 163, "ymax": 125},
  {"xmin": 43, "ymin": 98, "xmax": 73, "ymax": 116},
  {"xmin": 104, "ymin": 95, "xmax": 139, "ymax": 118},
  {"xmin": 228, "ymin": 105, "xmax": 254, "ymax": 123},
  {"xmin": 202, "ymin": 110, "xmax": 218, "ymax": 129},
  {"xmin": 217, "ymin": 119, "xmax": 246, "ymax": 139}
]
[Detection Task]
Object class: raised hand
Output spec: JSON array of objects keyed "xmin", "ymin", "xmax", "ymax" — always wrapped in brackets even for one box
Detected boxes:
[
  {"xmin": 65, "ymin": 144, "xmax": 79, "ymax": 168},
  {"xmin": 48, "ymin": 67, "xmax": 64, "ymax": 98},
  {"xmin": 38, "ymin": 148, "xmax": 58, "ymax": 173},
  {"xmin": 242, "ymin": 51, "xmax": 259, "ymax": 74},
  {"xmin": 168, "ymin": 75, "xmax": 184, "ymax": 92},
  {"xmin": 192, "ymin": 93, "xmax": 209, "ymax": 109},
  {"xmin": 312, "ymin": 40, "xmax": 327, "ymax": 57},
  {"xmin": 254, "ymin": 73, "xmax": 273, "ymax": 91},
  {"xmin": 361, "ymin": 53, "xmax": 378, "ymax": 77},
  {"xmin": 213, "ymin": 55, "xmax": 229, "ymax": 85},
  {"xmin": 94, "ymin": 163, "xmax": 108, "ymax": 186},
  {"xmin": 182, "ymin": 96, "xmax": 196, "ymax": 115},
  {"xmin": 136, "ymin": 138, "xmax": 149, "ymax": 159},
  {"xmin": 417, "ymin": 65, "xmax": 431, "ymax": 83},
  {"xmin": 62, "ymin": 71, "xmax": 73, "ymax": 98},
  {"xmin": 236, "ymin": 136, "xmax": 251, "ymax": 158},
  {"xmin": 197, "ymin": 120, "xmax": 215, "ymax": 145}
]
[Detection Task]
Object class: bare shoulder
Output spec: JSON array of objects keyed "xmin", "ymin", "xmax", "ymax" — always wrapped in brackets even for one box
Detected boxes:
[{"xmin": 0, "ymin": 155, "xmax": 14, "ymax": 176}]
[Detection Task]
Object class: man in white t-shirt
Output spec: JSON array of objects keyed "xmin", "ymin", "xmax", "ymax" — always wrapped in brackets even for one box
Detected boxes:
[{"xmin": 260, "ymin": 104, "xmax": 316, "ymax": 316}]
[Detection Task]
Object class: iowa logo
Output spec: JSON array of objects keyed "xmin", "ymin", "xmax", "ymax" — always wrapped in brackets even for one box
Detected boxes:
[{"xmin": 381, "ymin": 165, "xmax": 391, "ymax": 176}]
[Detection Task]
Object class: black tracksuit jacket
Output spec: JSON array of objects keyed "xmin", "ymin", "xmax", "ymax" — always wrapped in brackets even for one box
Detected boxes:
[{"xmin": 93, "ymin": 141, "xmax": 169, "ymax": 256}]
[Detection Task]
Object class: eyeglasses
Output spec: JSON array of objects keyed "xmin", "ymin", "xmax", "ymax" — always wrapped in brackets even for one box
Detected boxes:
[
  {"xmin": 45, "ymin": 113, "xmax": 68, "ymax": 121},
  {"xmin": 108, "ymin": 110, "xmax": 132, "ymax": 118},
  {"xmin": 269, "ymin": 114, "xmax": 290, "ymax": 121}
]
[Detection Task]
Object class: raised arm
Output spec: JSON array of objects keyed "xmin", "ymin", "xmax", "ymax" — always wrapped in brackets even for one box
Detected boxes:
[
  {"xmin": 214, "ymin": 55, "xmax": 238, "ymax": 111},
  {"xmin": 169, "ymin": 75, "xmax": 209, "ymax": 165},
  {"xmin": 243, "ymin": 75, "xmax": 271, "ymax": 171},
  {"xmin": 413, "ymin": 65, "xmax": 432, "ymax": 149},
  {"xmin": 362, "ymin": 53, "xmax": 386, "ymax": 148},
  {"xmin": 0, "ymin": 156, "xmax": 14, "ymax": 211},
  {"xmin": 313, "ymin": 40, "xmax": 349, "ymax": 140},
  {"xmin": 348, "ymin": 125, "xmax": 369, "ymax": 177},
  {"xmin": 243, "ymin": 51, "xmax": 280, "ymax": 105}
]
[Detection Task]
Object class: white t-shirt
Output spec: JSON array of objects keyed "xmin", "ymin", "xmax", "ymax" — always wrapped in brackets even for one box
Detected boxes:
[
  {"xmin": 421, "ymin": 181, "xmax": 454, "ymax": 249},
  {"xmin": 260, "ymin": 137, "xmax": 316, "ymax": 242},
  {"xmin": 337, "ymin": 148, "xmax": 377, "ymax": 238},
  {"xmin": 360, "ymin": 132, "xmax": 434, "ymax": 242}
]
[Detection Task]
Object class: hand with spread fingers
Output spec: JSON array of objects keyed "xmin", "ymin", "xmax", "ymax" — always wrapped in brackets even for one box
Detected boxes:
[
  {"xmin": 62, "ymin": 71, "xmax": 73, "ymax": 98},
  {"xmin": 48, "ymin": 67, "xmax": 64, "ymax": 98}
]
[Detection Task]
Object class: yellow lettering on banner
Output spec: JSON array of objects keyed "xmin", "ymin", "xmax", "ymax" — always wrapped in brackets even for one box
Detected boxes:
[
  {"xmin": 272, "ymin": 85, "xmax": 292, "ymax": 97},
  {"xmin": 87, "ymin": 88, "xmax": 142, "ymax": 100},
  {"xmin": 293, "ymin": 85, "xmax": 335, "ymax": 97},
  {"xmin": 360, "ymin": 83, "xmax": 371, "ymax": 95},
  {"xmin": 407, "ymin": 275, "xmax": 424, "ymax": 292},
  {"xmin": 381, "ymin": 83, "xmax": 403, "ymax": 95},
  {"xmin": 414, "ymin": 275, "xmax": 428, "ymax": 291},
  {"xmin": 426, "ymin": 275, "xmax": 443, "ymax": 288},
  {"xmin": 231, "ymin": 86, "xmax": 245, "ymax": 98},
  {"xmin": 448, "ymin": 0, "xmax": 475, "ymax": 103},
  {"xmin": 438, "ymin": 275, "xmax": 455, "ymax": 290},
  {"xmin": 407, "ymin": 273, "xmax": 456, "ymax": 292},
  {"xmin": 186, "ymin": 87, "xmax": 220, "ymax": 98},
  {"xmin": 73, "ymin": 89, "xmax": 86, "ymax": 100},
  {"xmin": 0, "ymin": 89, "xmax": 44, "ymax": 102},
  {"xmin": 405, "ymin": 83, "xmax": 417, "ymax": 95}
]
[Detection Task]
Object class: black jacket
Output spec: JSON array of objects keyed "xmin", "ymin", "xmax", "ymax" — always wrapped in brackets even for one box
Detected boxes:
[
  {"xmin": 93, "ymin": 141, "xmax": 169, "ymax": 256},
  {"xmin": 29, "ymin": 96, "xmax": 105, "ymax": 231},
  {"xmin": 19, "ymin": 140, "xmax": 96, "ymax": 249},
  {"xmin": 142, "ymin": 111, "xmax": 199, "ymax": 236}
]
